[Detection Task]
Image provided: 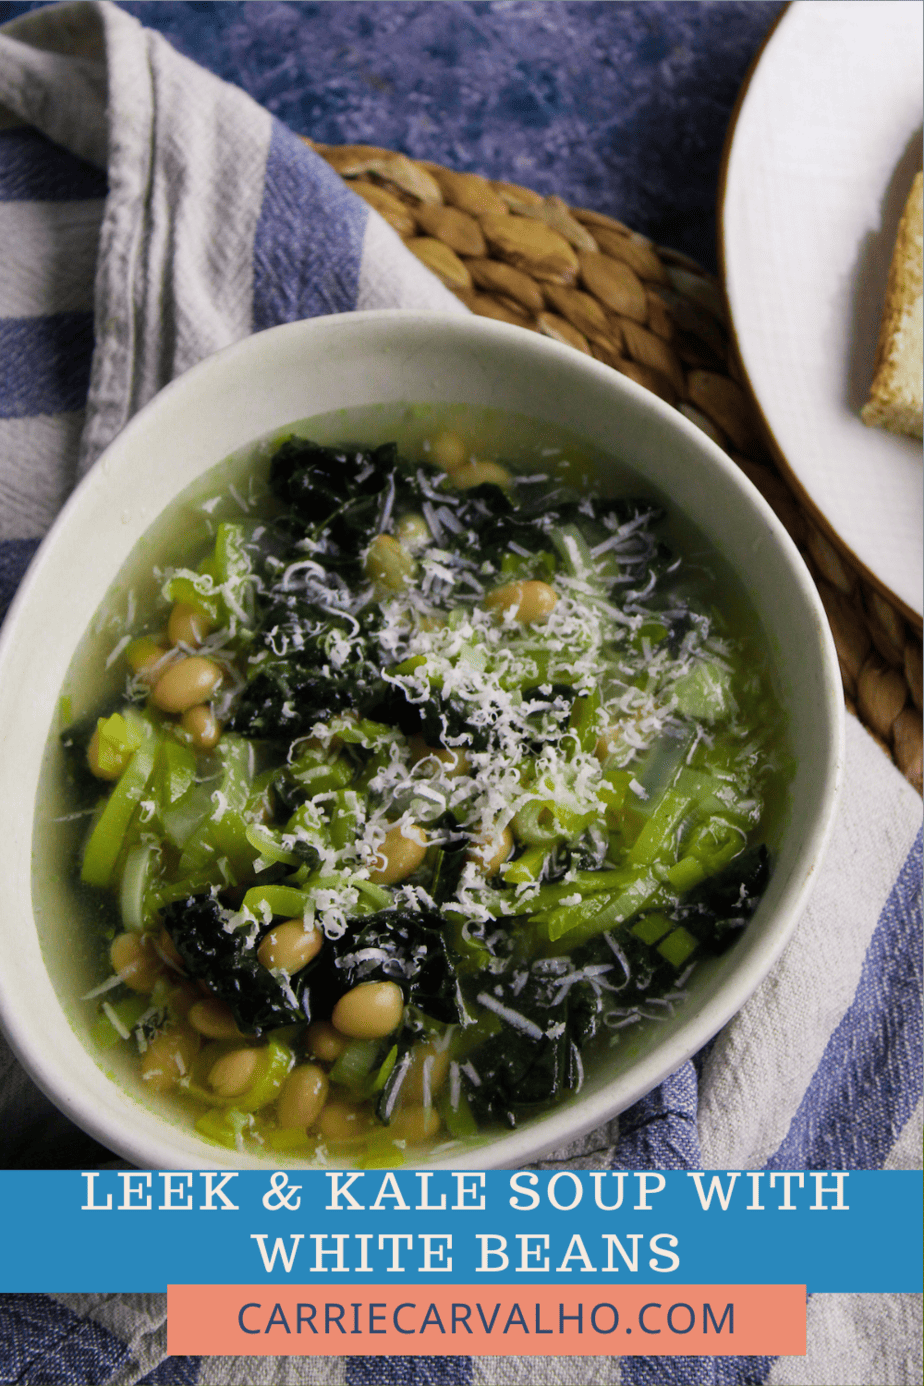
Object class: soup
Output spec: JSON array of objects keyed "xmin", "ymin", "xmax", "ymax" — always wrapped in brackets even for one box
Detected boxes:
[{"xmin": 48, "ymin": 410, "xmax": 790, "ymax": 1163}]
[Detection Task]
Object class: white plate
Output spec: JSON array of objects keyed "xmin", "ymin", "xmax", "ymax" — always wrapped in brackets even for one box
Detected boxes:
[{"xmin": 721, "ymin": 0, "xmax": 923, "ymax": 621}]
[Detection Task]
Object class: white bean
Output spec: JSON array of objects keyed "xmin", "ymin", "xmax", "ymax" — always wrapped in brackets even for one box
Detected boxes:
[
  {"xmin": 368, "ymin": 823, "xmax": 427, "ymax": 885},
  {"xmin": 151, "ymin": 656, "xmax": 223, "ymax": 713},
  {"xmin": 484, "ymin": 579, "xmax": 557, "ymax": 624},
  {"xmin": 332, "ymin": 981, "xmax": 404, "ymax": 1039}
]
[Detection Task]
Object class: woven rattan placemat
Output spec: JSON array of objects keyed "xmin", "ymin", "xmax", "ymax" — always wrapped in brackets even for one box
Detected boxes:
[{"xmin": 312, "ymin": 141, "xmax": 923, "ymax": 794}]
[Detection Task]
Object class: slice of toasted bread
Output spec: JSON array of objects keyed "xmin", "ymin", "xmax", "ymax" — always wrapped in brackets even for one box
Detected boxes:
[{"xmin": 861, "ymin": 170, "xmax": 923, "ymax": 440}]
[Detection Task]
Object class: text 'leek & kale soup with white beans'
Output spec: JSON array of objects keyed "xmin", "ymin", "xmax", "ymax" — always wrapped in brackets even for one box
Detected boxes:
[{"xmin": 36, "ymin": 404, "xmax": 792, "ymax": 1164}]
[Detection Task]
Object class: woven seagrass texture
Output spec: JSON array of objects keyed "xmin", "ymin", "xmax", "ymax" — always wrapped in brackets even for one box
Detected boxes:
[{"xmin": 313, "ymin": 142, "xmax": 923, "ymax": 793}]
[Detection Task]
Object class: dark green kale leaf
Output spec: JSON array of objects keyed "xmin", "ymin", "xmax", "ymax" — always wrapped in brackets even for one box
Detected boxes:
[
  {"xmin": 330, "ymin": 908, "xmax": 467, "ymax": 1027},
  {"xmin": 269, "ymin": 438, "xmax": 397, "ymax": 526},
  {"xmin": 229, "ymin": 660, "xmax": 367, "ymax": 740},
  {"xmin": 267, "ymin": 438, "xmax": 435, "ymax": 576},
  {"xmin": 416, "ymin": 693, "xmax": 491, "ymax": 752},
  {"xmin": 455, "ymin": 870, "xmax": 764, "ymax": 1129},
  {"xmin": 161, "ymin": 894, "xmax": 321, "ymax": 1034},
  {"xmin": 230, "ymin": 438, "xmax": 426, "ymax": 735},
  {"xmin": 365, "ymin": 682, "xmax": 492, "ymax": 752},
  {"xmin": 463, "ymin": 958, "xmax": 605, "ymax": 1128},
  {"xmin": 230, "ymin": 587, "xmax": 390, "ymax": 740},
  {"xmin": 160, "ymin": 894, "xmax": 470, "ymax": 1039},
  {"xmin": 429, "ymin": 840, "xmax": 470, "ymax": 906},
  {"xmin": 453, "ymin": 481, "xmax": 658, "ymax": 555}
]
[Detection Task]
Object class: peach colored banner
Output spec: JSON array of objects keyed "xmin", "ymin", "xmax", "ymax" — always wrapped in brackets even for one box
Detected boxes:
[{"xmin": 168, "ymin": 1283, "xmax": 806, "ymax": 1356}]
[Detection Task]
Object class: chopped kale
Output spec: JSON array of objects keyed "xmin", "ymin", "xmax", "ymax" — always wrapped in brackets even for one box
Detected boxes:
[
  {"xmin": 429, "ymin": 840, "xmax": 470, "ymax": 906},
  {"xmin": 160, "ymin": 893, "xmax": 469, "ymax": 1039},
  {"xmin": 331, "ymin": 908, "xmax": 467, "ymax": 1027},
  {"xmin": 268, "ymin": 438, "xmax": 396, "ymax": 526},
  {"xmin": 230, "ymin": 659, "xmax": 369, "ymax": 740},
  {"xmin": 162, "ymin": 894, "xmax": 317, "ymax": 1034},
  {"xmin": 415, "ymin": 692, "xmax": 492, "ymax": 752},
  {"xmin": 462, "ymin": 955, "xmax": 605, "ymax": 1128}
]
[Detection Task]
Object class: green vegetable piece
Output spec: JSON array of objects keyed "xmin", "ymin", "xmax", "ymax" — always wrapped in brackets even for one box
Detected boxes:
[
  {"xmin": 353, "ymin": 879, "xmax": 393, "ymax": 912},
  {"xmin": 242, "ymin": 884, "xmax": 313, "ymax": 920},
  {"xmin": 532, "ymin": 892, "xmax": 602, "ymax": 938},
  {"xmin": 213, "ymin": 521, "xmax": 253, "ymax": 595},
  {"xmin": 98, "ymin": 712, "xmax": 145, "ymax": 773},
  {"xmin": 161, "ymin": 781, "xmax": 213, "ymax": 850},
  {"xmin": 550, "ymin": 523, "xmax": 596, "ymax": 580},
  {"xmin": 672, "ymin": 766, "xmax": 745, "ymax": 823},
  {"xmin": 665, "ymin": 855, "xmax": 708, "ymax": 893},
  {"xmin": 119, "ymin": 843, "xmax": 158, "ymax": 933},
  {"xmin": 191, "ymin": 734, "xmax": 260, "ymax": 880},
  {"xmin": 244, "ymin": 822, "xmax": 301, "ymax": 867},
  {"xmin": 498, "ymin": 647, "xmax": 556, "ymax": 692},
  {"xmin": 513, "ymin": 796, "xmax": 595, "ymax": 848},
  {"xmin": 165, "ymin": 521, "xmax": 254, "ymax": 630},
  {"xmin": 285, "ymin": 798, "xmax": 329, "ymax": 848},
  {"xmin": 568, "ymin": 686, "xmax": 602, "ymax": 755},
  {"xmin": 233, "ymin": 1037, "xmax": 294, "ymax": 1112},
  {"xmin": 527, "ymin": 865, "xmax": 656, "ymax": 917},
  {"xmin": 631, "ymin": 912, "xmax": 675, "ymax": 945},
  {"xmin": 371, "ymin": 1043, "xmax": 399, "ymax": 1093},
  {"xmin": 625, "ymin": 789, "xmax": 691, "ymax": 868},
  {"xmin": 502, "ymin": 844, "xmax": 551, "ymax": 885},
  {"xmin": 389, "ymin": 654, "xmax": 427, "ymax": 677},
  {"xmin": 672, "ymin": 659, "xmax": 734, "ymax": 723},
  {"xmin": 91, "ymin": 994, "xmax": 149, "ymax": 1049},
  {"xmin": 536, "ymin": 871, "xmax": 662, "ymax": 947},
  {"xmin": 438, "ymin": 1084, "xmax": 479, "ymax": 1139},
  {"xmin": 163, "ymin": 573, "xmax": 221, "ymax": 624},
  {"xmin": 91, "ymin": 725, "xmax": 131, "ymax": 781},
  {"xmin": 499, "ymin": 547, "xmax": 556, "ymax": 582},
  {"xmin": 329, "ymin": 716, "xmax": 399, "ymax": 750},
  {"xmin": 328, "ymin": 790, "xmax": 360, "ymax": 853},
  {"xmin": 175, "ymin": 820, "xmax": 228, "ymax": 885},
  {"xmin": 267, "ymin": 1127, "xmax": 313, "ymax": 1152},
  {"xmin": 153, "ymin": 740, "xmax": 197, "ymax": 812},
  {"xmin": 154, "ymin": 869, "xmax": 225, "ymax": 907},
  {"xmin": 682, "ymin": 815, "xmax": 746, "ymax": 872},
  {"xmin": 92, "ymin": 707, "xmax": 156, "ymax": 779},
  {"xmin": 195, "ymin": 1107, "xmax": 248, "ymax": 1149},
  {"xmin": 81, "ymin": 748, "xmax": 156, "ymax": 888},
  {"xmin": 329, "ymin": 1039, "xmax": 382, "ymax": 1094},
  {"xmin": 657, "ymin": 926, "xmax": 699, "ymax": 967},
  {"xmin": 445, "ymin": 914, "xmax": 496, "ymax": 976},
  {"xmin": 360, "ymin": 1133, "xmax": 406, "ymax": 1169},
  {"xmin": 289, "ymin": 748, "xmax": 354, "ymax": 795},
  {"xmin": 634, "ymin": 620, "xmax": 669, "ymax": 650},
  {"xmin": 568, "ymin": 869, "xmax": 631, "ymax": 894},
  {"xmin": 598, "ymin": 768, "xmax": 631, "ymax": 822}
]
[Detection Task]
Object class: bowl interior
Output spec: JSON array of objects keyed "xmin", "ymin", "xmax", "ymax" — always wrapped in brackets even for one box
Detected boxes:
[{"xmin": 0, "ymin": 311, "xmax": 843, "ymax": 1169}]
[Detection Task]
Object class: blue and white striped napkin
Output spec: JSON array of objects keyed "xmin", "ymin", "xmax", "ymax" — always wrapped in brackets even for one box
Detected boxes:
[{"xmin": 0, "ymin": 4, "xmax": 920, "ymax": 1384}]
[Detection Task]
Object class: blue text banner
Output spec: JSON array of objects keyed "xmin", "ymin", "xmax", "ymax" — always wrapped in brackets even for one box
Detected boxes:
[{"xmin": 1, "ymin": 1169, "xmax": 919, "ymax": 1294}]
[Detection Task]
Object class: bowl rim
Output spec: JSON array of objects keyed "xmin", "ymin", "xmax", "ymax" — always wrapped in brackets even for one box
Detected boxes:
[{"xmin": 0, "ymin": 308, "xmax": 845, "ymax": 1171}]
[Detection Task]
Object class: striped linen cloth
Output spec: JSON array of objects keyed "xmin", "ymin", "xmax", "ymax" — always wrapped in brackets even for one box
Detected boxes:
[{"xmin": 0, "ymin": 4, "xmax": 920, "ymax": 1384}]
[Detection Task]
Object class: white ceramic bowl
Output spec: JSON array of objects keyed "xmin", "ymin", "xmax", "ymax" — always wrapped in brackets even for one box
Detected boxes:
[{"xmin": 0, "ymin": 310, "xmax": 844, "ymax": 1170}]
